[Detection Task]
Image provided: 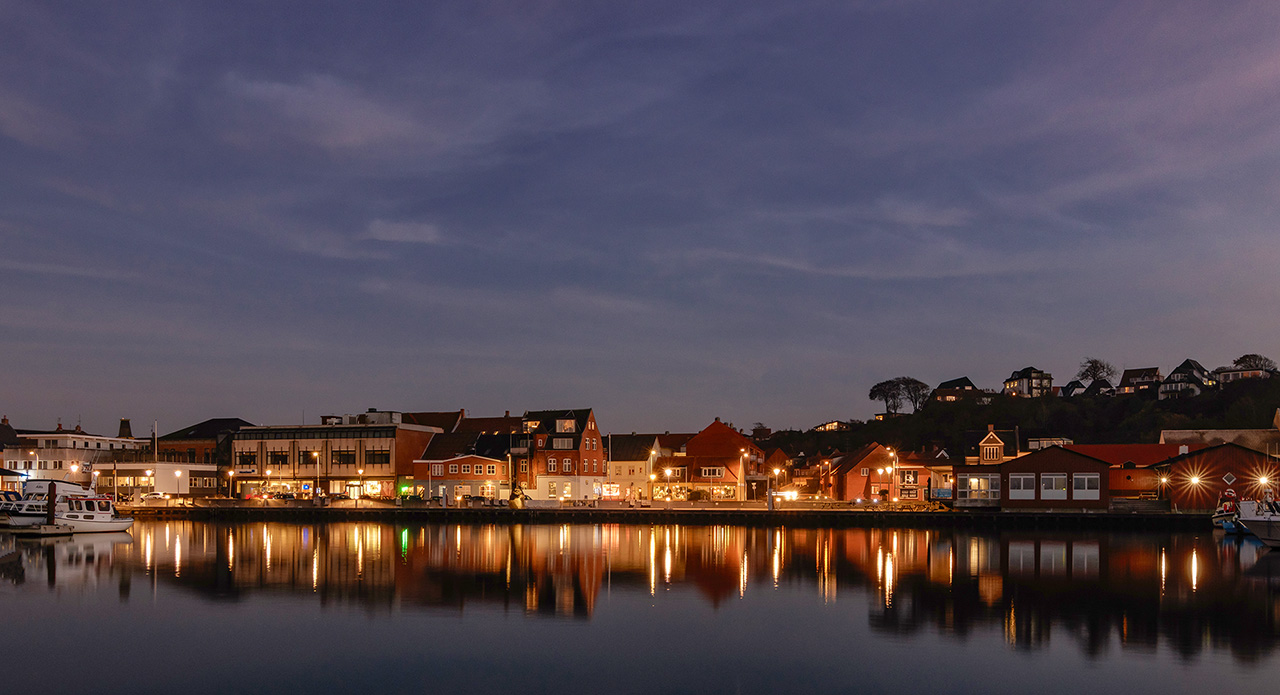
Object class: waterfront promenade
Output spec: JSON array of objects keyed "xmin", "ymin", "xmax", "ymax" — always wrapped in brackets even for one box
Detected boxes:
[{"xmin": 118, "ymin": 497, "xmax": 1212, "ymax": 530}]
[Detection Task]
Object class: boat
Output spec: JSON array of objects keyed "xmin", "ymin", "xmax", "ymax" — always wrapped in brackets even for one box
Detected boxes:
[
  {"xmin": 1213, "ymin": 489, "xmax": 1245, "ymax": 534},
  {"xmin": 0, "ymin": 480, "xmax": 133, "ymax": 533},
  {"xmin": 1236, "ymin": 500, "xmax": 1280, "ymax": 546}
]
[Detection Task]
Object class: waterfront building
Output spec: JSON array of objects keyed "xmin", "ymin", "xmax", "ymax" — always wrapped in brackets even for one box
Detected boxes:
[
  {"xmin": 1159, "ymin": 409, "xmax": 1280, "ymax": 457},
  {"xmin": 231, "ymin": 410, "xmax": 440, "ymax": 498},
  {"xmin": 820, "ymin": 444, "xmax": 895, "ymax": 501},
  {"xmin": 512, "ymin": 409, "xmax": 607, "ymax": 501},
  {"xmin": 648, "ymin": 418, "xmax": 764, "ymax": 501},
  {"xmin": 2, "ymin": 418, "xmax": 146, "ymax": 488},
  {"xmin": 1064, "ymin": 443, "xmax": 1206, "ymax": 499},
  {"xmin": 157, "ymin": 417, "xmax": 254, "ymax": 467},
  {"xmin": 1156, "ymin": 442, "xmax": 1280, "ymax": 512},
  {"xmin": 412, "ymin": 430, "xmax": 517, "ymax": 501},
  {"xmin": 998, "ymin": 447, "xmax": 1111, "ymax": 511},
  {"xmin": 603, "ymin": 433, "xmax": 660, "ymax": 500}
]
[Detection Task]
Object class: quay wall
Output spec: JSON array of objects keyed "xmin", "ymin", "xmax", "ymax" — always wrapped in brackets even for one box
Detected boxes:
[{"xmin": 118, "ymin": 503, "xmax": 1213, "ymax": 531}]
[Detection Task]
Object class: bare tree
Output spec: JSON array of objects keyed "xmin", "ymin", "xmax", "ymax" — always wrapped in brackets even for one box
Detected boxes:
[
  {"xmin": 895, "ymin": 377, "xmax": 931, "ymax": 412},
  {"xmin": 1076, "ymin": 357, "xmax": 1117, "ymax": 383},
  {"xmin": 869, "ymin": 379, "xmax": 905, "ymax": 414},
  {"xmin": 1233, "ymin": 354, "xmax": 1277, "ymax": 371}
]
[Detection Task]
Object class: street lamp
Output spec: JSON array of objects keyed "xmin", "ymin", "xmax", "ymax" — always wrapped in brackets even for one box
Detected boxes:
[
  {"xmin": 146, "ymin": 469, "xmax": 154, "ymax": 497},
  {"xmin": 649, "ymin": 472, "xmax": 656, "ymax": 502},
  {"xmin": 664, "ymin": 468, "xmax": 672, "ymax": 505},
  {"xmin": 311, "ymin": 450, "xmax": 320, "ymax": 499},
  {"xmin": 227, "ymin": 470, "xmax": 236, "ymax": 498},
  {"xmin": 357, "ymin": 468, "xmax": 365, "ymax": 509},
  {"xmin": 174, "ymin": 469, "xmax": 182, "ymax": 503},
  {"xmin": 265, "ymin": 469, "xmax": 272, "ymax": 497},
  {"xmin": 92, "ymin": 470, "xmax": 100, "ymax": 492}
]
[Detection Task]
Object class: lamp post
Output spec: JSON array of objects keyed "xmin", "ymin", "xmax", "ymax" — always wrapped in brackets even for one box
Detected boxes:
[
  {"xmin": 265, "ymin": 469, "xmax": 272, "ymax": 498},
  {"xmin": 28, "ymin": 449, "xmax": 38, "ymax": 477},
  {"xmin": 174, "ymin": 469, "xmax": 182, "ymax": 504},
  {"xmin": 146, "ymin": 469, "xmax": 153, "ymax": 497},
  {"xmin": 773, "ymin": 467, "xmax": 781, "ymax": 503},
  {"xmin": 664, "ymin": 468, "xmax": 672, "ymax": 506},
  {"xmin": 649, "ymin": 472, "xmax": 656, "ymax": 502},
  {"xmin": 92, "ymin": 470, "xmax": 100, "ymax": 492},
  {"xmin": 357, "ymin": 468, "xmax": 364, "ymax": 509},
  {"xmin": 227, "ymin": 470, "xmax": 236, "ymax": 498},
  {"xmin": 311, "ymin": 450, "xmax": 320, "ymax": 499},
  {"xmin": 886, "ymin": 448, "xmax": 897, "ymax": 504}
]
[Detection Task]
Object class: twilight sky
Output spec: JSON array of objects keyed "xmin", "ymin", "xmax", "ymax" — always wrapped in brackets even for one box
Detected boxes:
[{"xmin": 3, "ymin": 0, "xmax": 1280, "ymax": 436}]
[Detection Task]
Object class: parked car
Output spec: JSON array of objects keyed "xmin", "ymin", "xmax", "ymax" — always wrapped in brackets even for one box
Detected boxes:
[
  {"xmin": 272, "ymin": 492, "xmax": 296, "ymax": 500},
  {"xmin": 141, "ymin": 492, "xmax": 169, "ymax": 500}
]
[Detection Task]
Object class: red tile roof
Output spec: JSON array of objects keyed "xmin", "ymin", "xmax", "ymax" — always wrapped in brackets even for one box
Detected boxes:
[{"xmin": 1063, "ymin": 443, "xmax": 1208, "ymax": 468}]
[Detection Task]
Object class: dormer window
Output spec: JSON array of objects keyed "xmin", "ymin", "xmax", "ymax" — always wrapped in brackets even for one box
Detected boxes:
[
  {"xmin": 982, "ymin": 445, "xmax": 1001, "ymax": 462},
  {"xmin": 556, "ymin": 419, "xmax": 577, "ymax": 433}
]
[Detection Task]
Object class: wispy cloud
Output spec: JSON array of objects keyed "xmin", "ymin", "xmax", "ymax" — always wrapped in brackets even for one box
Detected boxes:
[{"xmin": 360, "ymin": 220, "xmax": 446, "ymax": 244}]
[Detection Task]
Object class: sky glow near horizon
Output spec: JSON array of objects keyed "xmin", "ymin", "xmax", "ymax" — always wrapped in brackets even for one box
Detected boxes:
[{"xmin": 2, "ymin": 0, "xmax": 1279, "ymax": 435}]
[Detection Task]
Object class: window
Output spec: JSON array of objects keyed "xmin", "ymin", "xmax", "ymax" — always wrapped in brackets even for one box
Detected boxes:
[
  {"xmin": 701, "ymin": 467, "xmax": 725, "ymax": 478},
  {"xmin": 1041, "ymin": 473, "xmax": 1068, "ymax": 500},
  {"xmin": 332, "ymin": 451, "xmax": 356, "ymax": 467},
  {"xmin": 1009, "ymin": 473, "xmax": 1035, "ymax": 500},
  {"xmin": 449, "ymin": 464, "xmax": 459, "ymax": 474},
  {"xmin": 486, "ymin": 464, "xmax": 496, "ymax": 476},
  {"xmin": 520, "ymin": 462, "xmax": 528, "ymax": 473},
  {"xmin": 1073, "ymin": 473, "xmax": 1101, "ymax": 500},
  {"xmin": 861, "ymin": 468, "xmax": 869, "ymax": 476},
  {"xmin": 269, "ymin": 452, "xmax": 289, "ymax": 468},
  {"xmin": 552, "ymin": 438, "xmax": 574, "ymax": 450},
  {"xmin": 462, "ymin": 464, "xmax": 471, "ymax": 474},
  {"xmin": 981, "ymin": 445, "xmax": 1001, "ymax": 462},
  {"xmin": 548, "ymin": 460, "xmax": 557, "ymax": 473},
  {"xmin": 958, "ymin": 474, "xmax": 1000, "ymax": 499},
  {"xmin": 900, "ymin": 470, "xmax": 917, "ymax": 485},
  {"xmin": 563, "ymin": 460, "xmax": 572, "ymax": 473},
  {"xmin": 430, "ymin": 464, "xmax": 443, "ymax": 476},
  {"xmin": 366, "ymin": 451, "xmax": 391, "ymax": 466},
  {"xmin": 548, "ymin": 482, "xmax": 557, "ymax": 498},
  {"xmin": 556, "ymin": 419, "xmax": 576, "ymax": 433}
]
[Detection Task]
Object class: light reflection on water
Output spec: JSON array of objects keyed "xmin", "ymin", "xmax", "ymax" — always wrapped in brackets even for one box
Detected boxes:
[{"xmin": 3, "ymin": 522, "xmax": 1280, "ymax": 692}]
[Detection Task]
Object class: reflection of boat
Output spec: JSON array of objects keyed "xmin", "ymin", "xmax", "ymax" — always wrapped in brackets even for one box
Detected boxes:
[{"xmin": 0, "ymin": 480, "xmax": 133, "ymax": 532}]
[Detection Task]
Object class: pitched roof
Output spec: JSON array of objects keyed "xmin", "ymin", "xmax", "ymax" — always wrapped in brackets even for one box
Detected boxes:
[
  {"xmin": 0, "ymin": 419, "xmax": 20, "ymax": 448},
  {"xmin": 605, "ymin": 434, "xmax": 659, "ymax": 462},
  {"xmin": 1064, "ymin": 443, "xmax": 1208, "ymax": 468},
  {"xmin": 159, "ymin": 417, "xmax": 255, "ymax": 441},
  {"xmin": 937, "ymin": 376, "xmax": 976, "ymax": 390},
  {"xmin": 1118, "ymin": 367, "xmax": 1161, "ymax": 387},
  {"xmin": 1082, "ymin": 379, "xmax": 1113, "ymax": 396},
  {"xmin": 418, "ymin": 432, "xmax": 481, "ymax": 460},
  {"xmin": 831, "ymin": 443, "xmax": 883, "ymax": 476},
  {"xmin": 657, "ymin": 432, "xmax": 696, "ymax": 451},
  {"xmin": 473, "ymin": 433, "xmax": 517, "ymax": 459},
  {"xmin": 1007, "ymin": 367, "xmax": 1046, "ymax": 380},
  {"xmin": 523, "ymin": 409, "xmax": 593, "ymax": 434},
  {"xmin": 964, "ymin": 428, "xmax": 1019, "ymax": 457},
  {"xmin": 456, "ymin": 414, "xmax": 522, "ymax": 434},
  {"xmin": 402, "ymin": 410, "xmax": 466, "ymax": 431}
]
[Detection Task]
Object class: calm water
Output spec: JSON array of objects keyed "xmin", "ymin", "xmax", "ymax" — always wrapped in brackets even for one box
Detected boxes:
[{"xmin": 3, "ymin": 521, "xmax": 1280, "ymax": 694}]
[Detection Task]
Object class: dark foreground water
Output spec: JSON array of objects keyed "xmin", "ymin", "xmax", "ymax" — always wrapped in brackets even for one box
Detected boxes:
[{"xmin": 3, "ymin": 521, "xmax": 1280, "ymax": 694}]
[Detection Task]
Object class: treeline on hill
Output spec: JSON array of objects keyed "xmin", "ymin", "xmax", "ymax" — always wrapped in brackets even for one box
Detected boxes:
[{"xmin": 764, "ymin": 377, "xmax": 1280, "ymax": 458}]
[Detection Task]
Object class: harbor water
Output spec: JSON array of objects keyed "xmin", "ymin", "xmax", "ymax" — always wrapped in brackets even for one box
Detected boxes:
[{"xmin": 2, "ymin": 521, "xmax": 1278, "ymax": 694}]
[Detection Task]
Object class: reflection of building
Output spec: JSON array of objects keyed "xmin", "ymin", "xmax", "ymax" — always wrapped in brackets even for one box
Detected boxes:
[{"xmin": 231, "ymin": 411, "xmax": 439, "ymax": 498}]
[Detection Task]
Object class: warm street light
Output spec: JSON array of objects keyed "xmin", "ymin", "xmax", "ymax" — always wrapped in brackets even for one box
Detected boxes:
[
  {"xmin": 91, "ymin": 470, "xmax": 100, "ymax": 491},
  {"xmin": 1190, "ymin": 476, "xmax": 1201, "ymax": 485},
  {"xmin": 228, "ymin": 470, "xmax": 236, "ymax": 498},
  {"xmin": 664, "ymin": 468, "xmax": 672, "ymax": 504},
  {"xmin": 266, "ymin": 469, "xmax": 272, "ymax": 498},
  {"xmin": 357, "ymin": 468, "xmax": 365, "ymax": 509},
  {"xmin": 146, "ymin": 469, "xmax": 154, "ymax": 496},
  {"xmin": 312, "ymin": 451, "xmax": 320, "ymax": 500}
]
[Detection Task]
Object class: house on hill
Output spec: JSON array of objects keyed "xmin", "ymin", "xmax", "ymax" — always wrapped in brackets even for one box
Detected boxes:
[
  {"xmin": 1003, "ymin": 367, "xmax": 1053, "ymax": 398},
  {"xmin": 1116, "ymin": 367, "xmax": 1162, "ymax": 395},
  {"xmin": 1158, "ymin": 359, "xmax": 1216, "ymax": 400}
]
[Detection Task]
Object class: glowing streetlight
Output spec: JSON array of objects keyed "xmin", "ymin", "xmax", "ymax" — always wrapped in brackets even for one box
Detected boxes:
[
  {"xmin": 266, "ymin": 469, "xmax": 273, "ymax": 497},
  {"xmin": 649, "ymin": 472, "xmax": 656, "ymax": 501},
  {"xmin": 91, "ymin": 470, "xmax": 100, "ymax": 491},
  {"xmin": 664, "ymin": 468, "xmax": 672, "ymax": 504},
  {"xmin": 1190, "ymin": 476, "xmax": 1201, "ymax": 485},
  {"xmin": 357, "ymin": 468, "xmax": 364, "ymax": 509},
  {"xmin": 312, "ymin": 450, "xmax": 320, "ymax": 499},
  {"xmin": 227, "ymin": 470, "xmax": 236, "ymax": 498}
]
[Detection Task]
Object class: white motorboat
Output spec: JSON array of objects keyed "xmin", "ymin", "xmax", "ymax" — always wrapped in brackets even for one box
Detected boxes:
[
  {"xmin": 1235, "ymin": 501, "xmax": 1280, "ymax": 546},
  {"xmin": 0, "ymin": 480, "xmax": 133, "ymax": 533}
]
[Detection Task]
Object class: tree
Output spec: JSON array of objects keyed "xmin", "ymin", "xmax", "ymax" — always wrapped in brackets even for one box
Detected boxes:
[
  {"xmin": 1076, "ymin": 357, "xmax": 1117, "ymax": 383},
  {"xmin": 895, "ymin": 376, "xmax": 931, "ymax": 412},
  {"xmin": 1233, "ymin": 354, "xmax": 1277, "ymax": 371},
  {"xmin": 869, "ymin": 379, "xmax": 905, "ymax": 414}
]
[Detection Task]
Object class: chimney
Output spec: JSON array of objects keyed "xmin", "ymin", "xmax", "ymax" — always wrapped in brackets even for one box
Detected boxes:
[
  {"xmin": 505, "ymin": 411, "xmax": 510, "ymax": 417},
  {"xmin": 118, "ymin": 418, "xmax": 133, "ymax": 439},
  {"xmin": 988, "ymin": 424, "xmax": 994, "ymax": 432},
  {"xmin": 56, "ymin": 420, "xmax": 63, "ymax": 432},
  {"xmin": 1, "ymin": 415, "xmax": 7, "ymax": 426}
]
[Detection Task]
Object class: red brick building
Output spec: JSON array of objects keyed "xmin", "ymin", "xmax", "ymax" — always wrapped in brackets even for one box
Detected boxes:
[
  {"xmin": 654, "ymin": 419, "xmax": 762, "ymax": 500},
  {"xmin": 513, "ymin": 409, "xmax": 606, "ymax": 500},
  {"xmin": 998, "ymin": 447, "xmax": 1111, "ymax": 511}
]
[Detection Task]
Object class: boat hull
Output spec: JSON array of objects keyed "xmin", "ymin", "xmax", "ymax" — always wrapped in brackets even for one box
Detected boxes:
[{"xmin": 1236, "ymin": 501, "xmax": 1280, "ymax": 546}]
